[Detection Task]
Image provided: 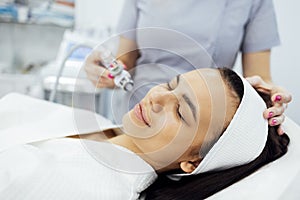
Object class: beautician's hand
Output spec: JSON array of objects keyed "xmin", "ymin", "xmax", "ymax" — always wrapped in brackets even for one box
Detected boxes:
[
  {"xmin": 246, "ymin": 76, "xmax": 292, "ymax": 135},
  {"xmin": 84, "ymin": 50, "xmax": 115, "ymax": 89}
]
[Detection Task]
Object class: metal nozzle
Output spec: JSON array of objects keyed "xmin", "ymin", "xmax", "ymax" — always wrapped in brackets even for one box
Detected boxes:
[{"xmin": 124, "ymin": 81, "xmax": 134, "ymax": 91}]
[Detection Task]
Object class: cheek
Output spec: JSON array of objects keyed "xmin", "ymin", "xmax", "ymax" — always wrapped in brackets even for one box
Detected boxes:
[
  {"xmin": 123, "ymin": 108, "xmax": 180, "ymax": 137},
  {"xmin": 133, "ymin": 122, "xmax": 182, "ymax": 153},
  {"xmin": 152, "ymin": 114, "xmax": 173, "ymax": 130},
  {"xmin": 160, "ymin": 118, "xmax": 181, "ymax": 134},
  {"xmin": 162, "ymin": 121, "xmax": 200, "ymax": 155},
  {"xmin": 150, "ymin": 117, "xmax": 189, "ymax": 149},
  {"xmin": 122, "ymin": 111, "xmax": 170, "ymax": 139},
  {"xmin": 135, "ymin": 124, "xmax": 200, "ymax": 166},
  {"xmin": 122, "ymin": 112, "xmax": 149, "ymax": 138}
]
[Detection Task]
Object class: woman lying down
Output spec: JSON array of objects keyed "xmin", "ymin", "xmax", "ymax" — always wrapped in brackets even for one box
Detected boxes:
[{"xmin": 0, "ymin": 68, "xmax": 289, "ymax": 199}]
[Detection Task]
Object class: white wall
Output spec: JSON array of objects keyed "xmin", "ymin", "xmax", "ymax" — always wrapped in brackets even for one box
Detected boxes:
[
  {"xmin": 75, "ymin": 0, "xmax": 124, "ymax": 31},
  {"xmin": 272, "ymin": 0, "xmax": 300, "ymax": 124}
]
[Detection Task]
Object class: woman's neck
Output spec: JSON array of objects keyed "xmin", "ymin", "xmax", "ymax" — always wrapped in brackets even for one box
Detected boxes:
[
  {"xmin": 108, "ymin": 134, "xmax": 142, "ymax": 154},
  {"xmin": 108, "ymin": 135, "xmax": 177, "ymax": 173}
]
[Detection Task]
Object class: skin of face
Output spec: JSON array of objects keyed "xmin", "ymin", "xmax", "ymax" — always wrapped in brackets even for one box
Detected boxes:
[{"xmin": 121, "ymin": 69, "xmax": 237, "ymax": 172}]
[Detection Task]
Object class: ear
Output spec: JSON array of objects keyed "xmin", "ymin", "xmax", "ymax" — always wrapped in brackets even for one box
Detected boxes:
[{"xmin": 180, "ymin": 158, "xmax": 201, "ymax": 173}]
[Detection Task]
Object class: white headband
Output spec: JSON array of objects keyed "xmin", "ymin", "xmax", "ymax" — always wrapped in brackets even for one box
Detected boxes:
[{"xmin": 169, "ymin": 74, "xmax": 268, "ymax": 179}]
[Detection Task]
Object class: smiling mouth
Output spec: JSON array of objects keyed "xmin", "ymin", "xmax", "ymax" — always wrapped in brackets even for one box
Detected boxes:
[{"xmin": 134, "ymin": 104, "xmax": 150, "ymax": 127}]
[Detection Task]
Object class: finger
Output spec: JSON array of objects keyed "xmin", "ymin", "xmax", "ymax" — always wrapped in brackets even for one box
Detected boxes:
[
  {"xmin": 85, "ymin": 50, "xmax": 102, "ymax": 64},
  {"xmin": 271, "ymin": 92, "xmax": 292, "ymax": 104},
  {"xmin": 85, "ymin": 64, "xmax": 109, "ymax": 77},
  {"xmin": 245, "ymin": 76, "xmax": 263, "ymax": 87},
  {"xmin": 99, "ymin": 76, "xmax": 111, "ymax": 83},
  {"xmin": 277, "ymin": 125, "xmax": 285, "ymax": 136},
  {"xmin": 96, "ymin": 82, "xmax": 106, "ymax": 88},
  {"xmin": 263, "ymin": 105, "xmax": 285, "ymax": 119},
  {"xmin": 98, "ymin": 76, "xmax": 115, "ymax": 89},
  {"xmin": 86, "ymin": 69, "xmax": 114, "ymax": 88},
  {"xmin": 95, "ymin": 78, "xmax": 108, "ymax": 88},
  {"xmin": 87, "ymin": 74, "xmax": 110, "ymax": 86},
  {"xmin": 268, "ymin": 115, "xmax": 285, "ymax": 126},
  {"xmin": 246, "ymin": 76, "xmax": 272, "ymax": 94},
  {"xmin": 100, "ymin": 68, "xmax": 110, "ymax": 77}
]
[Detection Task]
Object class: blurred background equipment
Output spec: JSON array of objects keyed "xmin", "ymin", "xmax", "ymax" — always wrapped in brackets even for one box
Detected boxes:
[{"xmin": 0, "ymin": 0, "xmax": 124, "ymax": 118}]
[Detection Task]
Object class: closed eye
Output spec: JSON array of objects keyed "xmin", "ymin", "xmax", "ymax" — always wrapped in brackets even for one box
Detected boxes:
[
  {"xmin": 177, "ymin": 105, "xmax": 184, "ymax": 121},
  {"xmin": 164, "ymin": 74, "xmax": 196, "ymax": 124},
  {"xmin": 166, "ymin": 82, "xmax": 173, "ymax": 90},
  {"xmin": 164, "ymin": 81, "xmax": 186, "ymax": 123}
]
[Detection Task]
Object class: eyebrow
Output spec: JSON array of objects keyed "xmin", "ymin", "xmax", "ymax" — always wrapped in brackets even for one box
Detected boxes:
[{"xmin": 177, "ymin": 75, "xmax": 197, "ymax": 122}]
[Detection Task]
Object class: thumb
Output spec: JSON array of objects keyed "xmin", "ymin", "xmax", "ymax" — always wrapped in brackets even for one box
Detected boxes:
[{"xmin": 246, "ymin": 76, "xmax": 272, "ymax": 94}]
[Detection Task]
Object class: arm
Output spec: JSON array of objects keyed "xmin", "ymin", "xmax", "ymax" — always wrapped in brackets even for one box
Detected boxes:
[
  {"xmin": 242, "ymin": 50, "xmax": 272, "ymax": 83},
  {"xmin": 242, "ymin": 50, "xmax": 292, "ymax": 135},
  {"xmin": 116, "ymin": 36, "xmax": 140, "ymax": 70}
]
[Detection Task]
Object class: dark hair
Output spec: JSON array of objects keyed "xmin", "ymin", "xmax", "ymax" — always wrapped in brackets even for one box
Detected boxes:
[{"xmin": 143, "ymin": 68, "xmax": 290, "ymax": 200}]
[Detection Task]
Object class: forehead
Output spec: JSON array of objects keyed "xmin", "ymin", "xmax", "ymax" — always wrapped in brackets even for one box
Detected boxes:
[
  {"xmin": 181, "ymin": 68, "xmax": 228, "ymax": 126},
  {"xmin": 182, "ymin": 69, "xmax": 221, "ymax": 83},
  {"xmin": 181, "ymin": 69, "xmax": 224, "ymax": 97}
]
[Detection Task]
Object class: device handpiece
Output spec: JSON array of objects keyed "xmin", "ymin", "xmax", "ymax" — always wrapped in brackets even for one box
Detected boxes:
[{"xmin": 99, "ymin": 48, "xmax": 134, "ymax": 91}]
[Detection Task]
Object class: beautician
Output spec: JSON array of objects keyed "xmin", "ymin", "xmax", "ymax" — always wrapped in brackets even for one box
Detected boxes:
[{"xmin": 83, "ymin": 0, "xmax": 292, "ymax": 134}]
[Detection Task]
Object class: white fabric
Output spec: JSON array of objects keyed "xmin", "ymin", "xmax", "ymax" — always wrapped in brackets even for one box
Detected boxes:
[
  {"xmin": 0, "ymin": 93, "xmax": 157, "ymax": 199},
  {"xmin": 0, "ymin": 93, "xmax": 121, "ymax": 152},
  {"xmin": 208, "ymin": 117, "xmax": 300, "ymax": 199},
  {"xmin": 0, "ymin": 139, "xmax": 157, "ymax": 200}
]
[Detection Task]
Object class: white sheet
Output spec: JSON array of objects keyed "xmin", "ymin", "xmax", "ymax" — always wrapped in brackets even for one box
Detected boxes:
[
  {"xmin": 0, "ymin": 93, "xmax": 120, "ymax": 152},
  {"xmin": 0, "ymin": 93, "xmax": 156, "ymax": 200},
  {"xmin": 0, "ymin": 138, "xmax": 156, "ymax": 200}
]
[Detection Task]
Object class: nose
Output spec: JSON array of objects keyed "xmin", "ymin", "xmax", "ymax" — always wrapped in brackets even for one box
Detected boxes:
[{"xmin": 149, "ymin": 89, "xmax": 177, "ymax": 113}]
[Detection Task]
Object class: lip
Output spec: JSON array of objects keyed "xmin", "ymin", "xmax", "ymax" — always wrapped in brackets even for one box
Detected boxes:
[{"xmin": 134, "ymin": 103, "xmax": 150, "ymax": 127}]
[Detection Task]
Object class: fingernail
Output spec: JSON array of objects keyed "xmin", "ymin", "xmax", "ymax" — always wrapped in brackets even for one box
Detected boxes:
[
  {"xmin": 275, "ymin": 95, "xmax": 282, "ymax": 102},
  {"xmin": 108, "ymin": 73, "xmax": 114, "ymax": 79},
  {"xmin": 272, "ymin": 119, "xmax": 277, "ymax": 125},
  {"xmin": 268, "ymin": 111, "xmax": 274, "ymax": 118}
]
